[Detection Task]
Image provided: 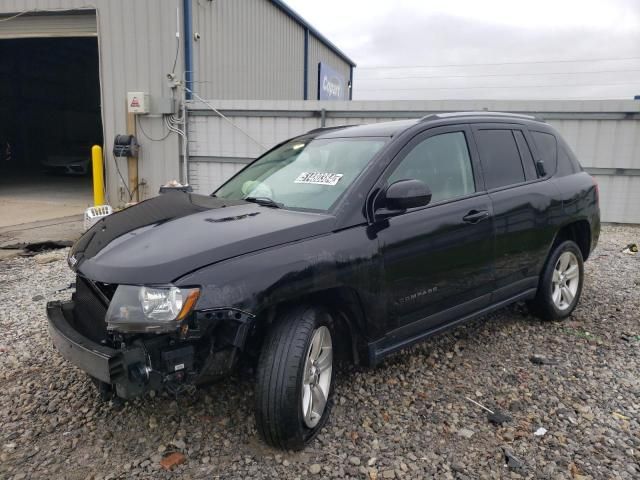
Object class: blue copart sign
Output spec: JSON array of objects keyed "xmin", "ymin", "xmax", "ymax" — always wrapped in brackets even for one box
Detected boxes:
[{"xmin": 318, "ymin": 62, "xmax": 347, "ymax": 101}]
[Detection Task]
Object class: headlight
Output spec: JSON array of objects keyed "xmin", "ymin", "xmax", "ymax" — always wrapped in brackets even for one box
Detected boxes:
[{"xmin": 105, "ymin": 285, "xmax": 200, "ymax": 333}]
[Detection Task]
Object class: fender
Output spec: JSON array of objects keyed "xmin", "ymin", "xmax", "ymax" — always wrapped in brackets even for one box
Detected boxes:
[{"xmin": 176, "ymin": 224, "xmax": 385, "ymax": 342}]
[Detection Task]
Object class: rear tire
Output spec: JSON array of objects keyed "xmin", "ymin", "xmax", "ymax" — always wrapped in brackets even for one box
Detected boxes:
[
  {"xmin": 528, "ymin": 240, "xmax": 584, "ymax": 321},
  {"xmin": 255, "ymin": 305, "xmax": 334, "ymax": 450}
]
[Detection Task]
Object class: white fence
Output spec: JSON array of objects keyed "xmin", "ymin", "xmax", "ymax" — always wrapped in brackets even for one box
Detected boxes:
[{"xmin": 186, "ymin": 99, "xmax": 640, "ymax": 223}]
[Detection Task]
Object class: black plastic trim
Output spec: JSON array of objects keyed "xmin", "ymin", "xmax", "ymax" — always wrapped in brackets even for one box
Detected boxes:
[
  {"xmin": 47, "ymin": 301, "xmax": 119, "ymax": 383},
  {"xmin": 368, "ymin": 289, "xmax": 537, "ymax": 365}
]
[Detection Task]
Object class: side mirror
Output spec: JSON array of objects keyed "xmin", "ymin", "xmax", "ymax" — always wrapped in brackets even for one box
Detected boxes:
[
  {"xmin": 536, "ymin": 160, "xmax": 546, "ymax": 177},
  {"xmin": 377, "ymin": 179, "xmax": 432, "ymax": 218}
]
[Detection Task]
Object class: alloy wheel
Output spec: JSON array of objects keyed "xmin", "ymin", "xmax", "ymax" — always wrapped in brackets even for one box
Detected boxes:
[
  {"xmin": 301, "ymin": 326, "xmax": 332, "ymax": 428},
  {"xmin": 551, "ymin": 251, "xmax": 580, "ymax": 310}
]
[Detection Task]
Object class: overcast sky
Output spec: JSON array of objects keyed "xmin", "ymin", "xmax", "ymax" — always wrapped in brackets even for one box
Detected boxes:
[{"xmin": 286, "ymin": 0, "xmax": 640, "ymax": 101}]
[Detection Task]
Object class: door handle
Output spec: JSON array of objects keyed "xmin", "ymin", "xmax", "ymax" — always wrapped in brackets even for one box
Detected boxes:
[{"xmin": 463, "ymin": 209, "xmax": 490, "ymax": 224}]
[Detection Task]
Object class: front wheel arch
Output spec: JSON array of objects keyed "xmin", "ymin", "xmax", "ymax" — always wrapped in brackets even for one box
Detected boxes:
[{"xmin": 246, "ymin": 287, "xmax": 368, "ymax": 366}]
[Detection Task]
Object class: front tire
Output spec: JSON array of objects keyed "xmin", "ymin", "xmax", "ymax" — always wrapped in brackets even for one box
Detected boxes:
[
  {"xmin": 529, "ymin": 240, "xmax": 584, "ymax": 321},
  {"xmin": 255, "ymin": 306, "xmax": 334, "ymax": 450}
]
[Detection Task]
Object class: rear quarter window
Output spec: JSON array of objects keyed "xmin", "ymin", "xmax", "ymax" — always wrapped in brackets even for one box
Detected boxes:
[
  {"xmin": 557, "ymin": 137, "xmax": 583, "ymax": 176},
  {"xmin": 530, "ymin": 131, "xmax": 557, "ymax": 176}
]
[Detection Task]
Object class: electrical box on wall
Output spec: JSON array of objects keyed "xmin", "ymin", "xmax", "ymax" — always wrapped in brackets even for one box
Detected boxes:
[
  {"xmin": 151, "ymin": 97, "xmax": 176, "ymax": 115},
  {"xmin": 127, "ymin": 92, "xmax": 150, "ymax": 114}
]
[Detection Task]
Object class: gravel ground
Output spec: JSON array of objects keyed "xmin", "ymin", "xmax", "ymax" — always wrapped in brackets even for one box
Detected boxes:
[{"xmin": 1, "ymin": 225, "xmax": 639, "ymax": 480}]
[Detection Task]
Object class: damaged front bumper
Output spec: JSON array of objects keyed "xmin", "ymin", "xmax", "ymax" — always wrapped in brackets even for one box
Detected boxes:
[
  {"xmin": 48, "ymin": 301, "xmax": 151, "ymax": 398},
  {"xmin": 47, "ymin": 300, "xmax": 251, "ymax": 399}
]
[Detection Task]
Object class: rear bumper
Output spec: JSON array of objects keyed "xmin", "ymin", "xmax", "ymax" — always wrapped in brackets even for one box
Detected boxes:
[{"xmin": 47, "ymin": 301, "xmax": 148, "ymax": 398}]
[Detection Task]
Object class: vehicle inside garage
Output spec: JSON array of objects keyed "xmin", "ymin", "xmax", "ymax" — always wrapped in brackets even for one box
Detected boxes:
[{"xmin": 0, "ymin": 36, "xmax": 102, "ymax": 227}]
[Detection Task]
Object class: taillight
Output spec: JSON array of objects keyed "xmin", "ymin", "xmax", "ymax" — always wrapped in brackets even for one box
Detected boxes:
[{"xmin": 592, "ymin": 176, "xmax": 599, "ymax": 203}]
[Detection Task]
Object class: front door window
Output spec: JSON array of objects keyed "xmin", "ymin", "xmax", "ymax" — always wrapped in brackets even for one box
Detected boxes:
[{"xmin": 388, "ymin": 131, "xmax": 475, "ymax": 203}]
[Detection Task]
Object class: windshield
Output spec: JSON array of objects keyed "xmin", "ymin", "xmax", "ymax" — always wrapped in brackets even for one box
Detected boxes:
[{"xmin": 214, "ymin": 137, "xmax": 387, "ymax": 211}]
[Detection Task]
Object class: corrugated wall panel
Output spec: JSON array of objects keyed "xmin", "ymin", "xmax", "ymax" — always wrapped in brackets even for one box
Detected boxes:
[
  {"xmin": 548, "ymin": 119, "xmax": 640, "ymax": 170},
  {"xmin": 192, "ymin": 0, "xmax": 305, "ymax": 100},
  {"xmin": 597, "ymin": 176, "xmax": 640, "ymax": 223},
  {"xmin": 0, "ymin": 12, "xmax": 97, "ymax": 38},
  {"xmin": 0, "ymin": 0, "xmax": 87, "ymax": 10},
  {"xmin": 189, "ymin": 160, "xmax": 246, "ymax": 193},
  {"xmin": 307, "ymin": 33, "xmax": 352, "ymax": 100},
  {"xmin": 98, "ymin": 0, "xmax": 182, "ymax": 203}
]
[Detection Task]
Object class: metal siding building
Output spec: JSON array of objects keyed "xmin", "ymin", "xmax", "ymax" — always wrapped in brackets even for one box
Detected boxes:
[
  {"xmin": 0, "ymin": 0, "xmax": 184, "ymax": 204},
  {"xmin": 0, "ymin": 0, "xmax": 355, "ymax": 205}
]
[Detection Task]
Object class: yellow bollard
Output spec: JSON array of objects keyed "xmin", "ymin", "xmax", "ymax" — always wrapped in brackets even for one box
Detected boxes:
[{"xmin": 91, "ymin": 145, "xmax": 105, "ymax": 206}]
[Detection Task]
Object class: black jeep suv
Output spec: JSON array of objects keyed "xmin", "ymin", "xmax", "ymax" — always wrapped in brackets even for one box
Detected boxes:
[{"xmin": 48, "ymin": 112, "xmax": 599, "ymax": 449}]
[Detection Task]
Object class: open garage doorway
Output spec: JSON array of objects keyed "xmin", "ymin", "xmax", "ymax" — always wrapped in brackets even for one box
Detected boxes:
[{"xmin": 0, "ymin": 35, "xmax": 102, "ymax": 228}]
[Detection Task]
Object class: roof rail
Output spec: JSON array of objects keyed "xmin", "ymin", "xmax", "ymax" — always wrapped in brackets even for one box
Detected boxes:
[
  {"xmin": 305, "ymin": 124, "xmax": 355, "ymax": 135},
  {"xmin": 419, "ymin": 111, "xmax": 545, "ymax": 122}
]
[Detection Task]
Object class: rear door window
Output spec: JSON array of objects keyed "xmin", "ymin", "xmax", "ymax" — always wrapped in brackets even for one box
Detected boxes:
[
  {"xmin": 474, "ymin": 129, "xmax": 525, "ymax": 189},
  {"xmin": 530, "ymin": 131, "xmax": 557, "ymax": 176}
]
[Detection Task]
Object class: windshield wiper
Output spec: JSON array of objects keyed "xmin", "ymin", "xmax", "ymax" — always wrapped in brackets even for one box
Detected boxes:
[{"xmin": 244, "ymin": 196, "xmax": 284, "ymax": 208}]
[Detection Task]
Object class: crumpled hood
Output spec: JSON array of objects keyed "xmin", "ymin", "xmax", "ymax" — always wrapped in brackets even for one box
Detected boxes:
[{"xmin": 72, "ymin": 192, "xmax": 335, "ymax": 284}]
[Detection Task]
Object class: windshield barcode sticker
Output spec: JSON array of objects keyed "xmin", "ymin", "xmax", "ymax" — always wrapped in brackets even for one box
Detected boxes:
[{"xmin": 295, "ymin": 172, "xmax": 343, "ymax": 186}]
